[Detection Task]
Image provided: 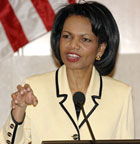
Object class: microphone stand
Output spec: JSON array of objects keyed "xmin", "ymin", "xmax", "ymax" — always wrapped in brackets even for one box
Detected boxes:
[
  {"xmin": 81, "ymin": 106, "xmax": 96, "ymax": 144},
  {"xmin": 73, "ymin": 91, "xmax": 96, "ymax": 144}
]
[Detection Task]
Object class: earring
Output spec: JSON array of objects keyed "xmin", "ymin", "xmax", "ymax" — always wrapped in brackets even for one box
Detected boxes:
[{"xmin": 96, "ymin": 55, "xmax": 101, "ymax": 61}]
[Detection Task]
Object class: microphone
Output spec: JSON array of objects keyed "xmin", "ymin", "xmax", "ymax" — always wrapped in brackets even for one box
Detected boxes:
[
  {"xmin": 73, "ymin": 92, "xmax": 96, "ymax": 143},
  {"xmin": 73, "ymin": 92, "xmax": 85, "ymax": 120}
]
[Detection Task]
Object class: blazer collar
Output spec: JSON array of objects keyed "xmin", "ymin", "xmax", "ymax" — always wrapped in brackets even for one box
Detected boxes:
[
  {"xmin": 55, "ymin": 65, "xmax": 102, "ymax": 129},
  {"xmin": 57, "ymin": 65, "xmax": 101, "ymax": 96}
]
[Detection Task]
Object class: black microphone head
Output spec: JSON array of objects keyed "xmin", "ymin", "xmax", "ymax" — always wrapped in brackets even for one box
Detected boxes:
[{"xmin": 73, "ymin": 92, "xmax": 85, "ymax": 108}]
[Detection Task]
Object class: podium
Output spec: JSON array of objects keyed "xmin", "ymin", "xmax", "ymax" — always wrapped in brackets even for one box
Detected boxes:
[{"xmin": 42, "ymin": 139, "xmax": 140, "ymax": 144}]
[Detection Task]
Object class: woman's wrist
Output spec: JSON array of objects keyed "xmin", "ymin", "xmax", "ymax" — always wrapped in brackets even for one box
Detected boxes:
[
  {"xmin": 11, "ymin": 110, "xmax": 26, "ymax": 125},
  {"xmin": 11, "ymin": 106, "xmax": 26, "ymax": 123}
]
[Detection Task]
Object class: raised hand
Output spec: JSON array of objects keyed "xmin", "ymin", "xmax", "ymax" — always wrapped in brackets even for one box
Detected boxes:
[{"xmin": 11, "ymin": 84, "xmax": 38, "ymax": 122}]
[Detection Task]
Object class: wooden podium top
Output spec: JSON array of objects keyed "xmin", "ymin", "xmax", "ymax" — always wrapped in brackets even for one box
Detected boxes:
[{"xmin": 42, "ymin": 139, "xmax": 140, "ymax": 144}]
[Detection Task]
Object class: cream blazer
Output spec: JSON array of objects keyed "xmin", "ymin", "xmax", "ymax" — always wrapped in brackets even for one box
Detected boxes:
[{"xmin": 0, "ymin": 65, "xmax": 134, "ymax": 144}]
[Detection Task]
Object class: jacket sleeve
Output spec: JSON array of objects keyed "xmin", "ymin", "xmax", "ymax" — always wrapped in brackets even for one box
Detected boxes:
[
  {"xmin": 0, "ymin": 112, "xmax": 31, "ymax": 144},
  {"xmin": 117, "ymin": 87, "xmax": 134, "ymax": 139}
]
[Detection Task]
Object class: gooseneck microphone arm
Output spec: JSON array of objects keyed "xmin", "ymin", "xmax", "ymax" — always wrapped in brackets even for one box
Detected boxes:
[
  {"xmin": 81, "ymin": 105, "xmax": 96, "ymax": 143},
  {"xmin": 73, "ymin": 92, "xmax": 96, "ymax": 143}
]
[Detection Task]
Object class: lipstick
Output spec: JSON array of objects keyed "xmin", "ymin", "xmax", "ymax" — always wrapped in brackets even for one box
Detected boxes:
[{"xmin": 66, "ymin": 52, "xmax": 80, "ymax": 62}]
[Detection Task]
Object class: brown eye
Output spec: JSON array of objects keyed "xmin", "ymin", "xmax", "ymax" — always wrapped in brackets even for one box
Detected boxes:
[
  {"xmin": 62, "ymin": 34, "xmax": 71, "ymax": 39},
  {"xmin": 82, "ymin": 38, "xmax": 91, "ymax": 42}
]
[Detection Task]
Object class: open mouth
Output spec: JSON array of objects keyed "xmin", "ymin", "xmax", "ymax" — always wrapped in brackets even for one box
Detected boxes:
[{"xmin": 66, "ymin": 53, "xmax": 80, "ymax": 62}]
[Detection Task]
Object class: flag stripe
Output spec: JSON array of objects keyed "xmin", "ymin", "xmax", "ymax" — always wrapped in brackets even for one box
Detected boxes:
[
  {"xmin": 31, "ymin": 0, "xmax": 55, "ymax": 31},
  {"xmin": 0, "ymin": 22, "xmax": 13, "ymax": 59},
  {"xmin": 9, "ymin": 0, "xmax": 47, "ymax": 41},
  {"xmin": 68, "ymin": 0, "xmax": 76, "ymax": 4},
  {"xmin": 0, "ymin": 0, "xmax": 28, "ymax": 52}
]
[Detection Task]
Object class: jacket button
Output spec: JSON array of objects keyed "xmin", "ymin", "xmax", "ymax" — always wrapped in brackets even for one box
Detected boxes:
[
  {"xmin": 6, "ymin": 140, "xmax": 11, "ymax": 144},
  {"xmin": 7, "ymin": 132, "xmax": 12, "ymax": 137},
  {"xmin": 10, "ymin": 124, "xmax": 14, "ymax": 129},
  {"xmin": 72, "ymin": 134, "xmax": 79, "ymax": 140}
]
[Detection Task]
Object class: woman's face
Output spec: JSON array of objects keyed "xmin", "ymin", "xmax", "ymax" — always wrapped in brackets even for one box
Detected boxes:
[{"xmin": 60, "ymin": 15, "xmax": 105, "ymax": 70}]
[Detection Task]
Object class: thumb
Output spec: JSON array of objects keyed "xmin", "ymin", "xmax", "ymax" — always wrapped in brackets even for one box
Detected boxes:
[{"xmin": 32, "ymin": 96, "xmax": 38, "ymax": 107}]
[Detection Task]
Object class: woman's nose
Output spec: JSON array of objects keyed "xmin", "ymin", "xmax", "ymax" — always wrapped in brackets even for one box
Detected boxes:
[{"xmin": 69, "ymin": 38, "xmax": 80, "ymax": 50}]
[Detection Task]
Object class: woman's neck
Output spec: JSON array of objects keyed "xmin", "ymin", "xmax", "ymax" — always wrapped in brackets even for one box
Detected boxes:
[{"xmin": 66, "ymin": 65, "xmax": 93, "ymax": 95}]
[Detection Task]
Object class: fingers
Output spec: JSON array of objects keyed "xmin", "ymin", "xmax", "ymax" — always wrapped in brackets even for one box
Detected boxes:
[
  {"xmin": 11, "ymin": 93, "xmax": 17, "ymax": 109},
  {"xmin": 23, "ymin": 84, "xmax": 37, "ymax": 105},
  {"xmin": 24, "ymin": 84, "xmax": 32, "ymax": 92},
  {"xmin": 11, "ymin": 91, "xmax": 24, "ymax": 109},
  {"xmin": 11, "ymin": 84, "xmax": 38, "ymax": 109},
  {"xmin": 33, "ymin": 96, "xmax": 38, "ymax": 106},
  {"xmin": 17, "ymin": 85, "xmax": 26, "ymax": 95}
]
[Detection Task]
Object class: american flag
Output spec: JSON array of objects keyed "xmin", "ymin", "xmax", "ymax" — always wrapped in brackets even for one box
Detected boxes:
[{"xmin": 0, "ymin": 0, "xmax": 76, "ymax": 60}]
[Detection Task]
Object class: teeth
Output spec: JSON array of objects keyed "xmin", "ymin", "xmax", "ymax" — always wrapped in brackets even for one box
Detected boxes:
[{"xmin": 67, "ymin": 54, "xmax": 80, "ymax": 58}]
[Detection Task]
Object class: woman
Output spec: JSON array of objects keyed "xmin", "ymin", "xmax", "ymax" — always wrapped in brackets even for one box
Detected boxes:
[{"xmin": 0, "ymin": 1, "xmax": 134, "ymax": 144}]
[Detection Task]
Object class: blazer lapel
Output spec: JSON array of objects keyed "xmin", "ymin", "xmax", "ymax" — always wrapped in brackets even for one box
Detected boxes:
[
  {"xmin": 78, "ymin": 67, "xmax": 102, "ymax": 129},
  {"xmin": 55, "ymin": 65, "xmax": 80, "ymax": 139}
]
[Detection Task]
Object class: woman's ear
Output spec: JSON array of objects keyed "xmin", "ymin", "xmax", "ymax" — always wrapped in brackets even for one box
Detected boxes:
[{"xmin": 96, "ymin": 43, "xmax": 107, "ymax": 60}]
